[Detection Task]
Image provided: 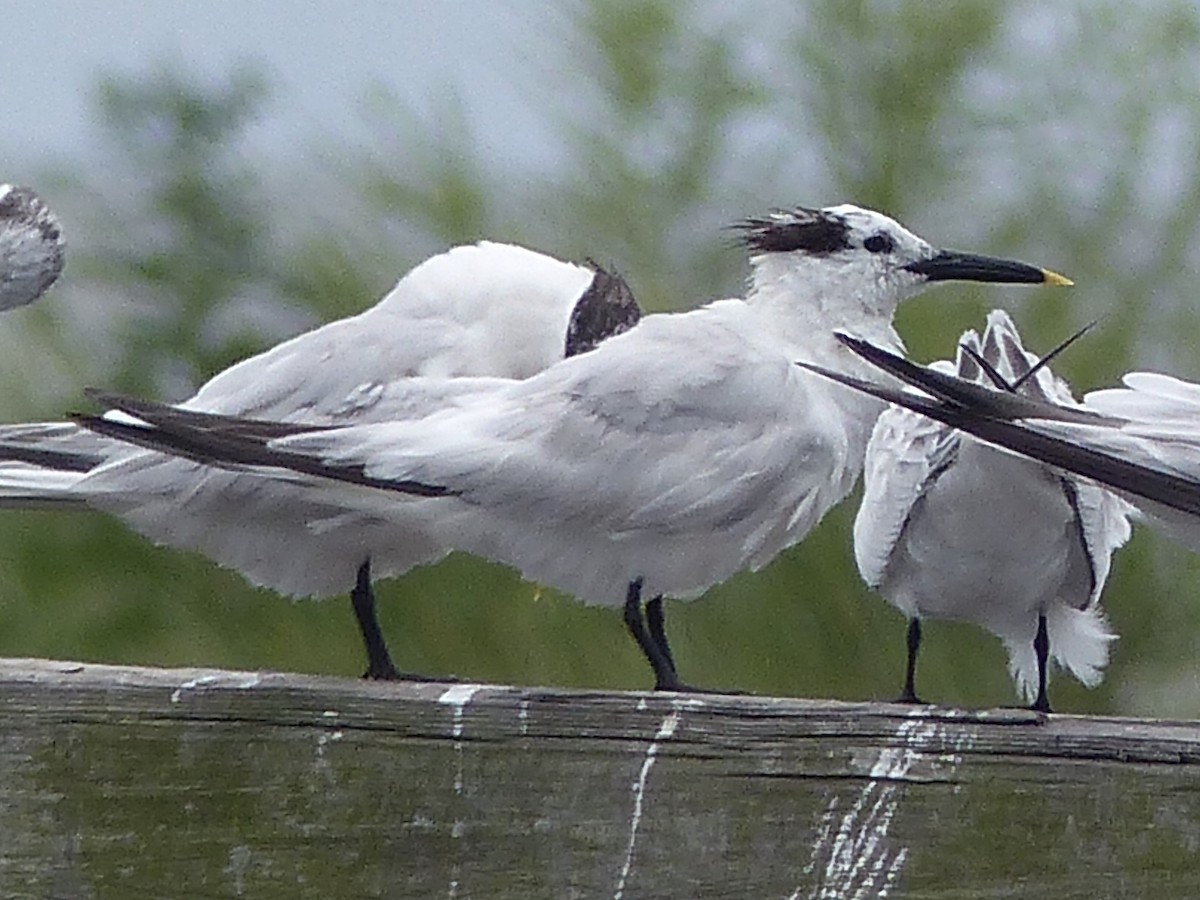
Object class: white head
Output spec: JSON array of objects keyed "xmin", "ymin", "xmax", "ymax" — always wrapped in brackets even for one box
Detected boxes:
[{"xmin": 738, "ymin": 204, "xmax": 1065, "ymax": 325}]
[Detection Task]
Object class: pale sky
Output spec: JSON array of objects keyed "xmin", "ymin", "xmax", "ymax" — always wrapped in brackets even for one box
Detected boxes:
[{"xmin": 2, "ymin": 1, "xmax": 565, "ymax": 176}]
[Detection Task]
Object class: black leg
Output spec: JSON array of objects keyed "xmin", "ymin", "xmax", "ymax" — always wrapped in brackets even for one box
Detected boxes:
[
  {"xmin": 349, "ymin": 559, "xmax": 457, "ymax": 682},
  {"xmin": 897, "ymin": 618, "xmax": 924, "ymax": 704},
  {"xmin": 351, "ymin": 559, "xmax": 401, "ymax": 680},
  {"xmin": 645, "ymin": 595, "xmax": 677, "ymax": 677},
  {"xmin": 1030, "ymin": 613, "xmax": 1052, "ymax": 713},
  {"xmin": 623, "ymin": 580, "xmax": 688, "ymax": 691}
]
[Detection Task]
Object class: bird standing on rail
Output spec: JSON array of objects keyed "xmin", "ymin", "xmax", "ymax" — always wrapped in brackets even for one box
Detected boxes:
[
  {"xmin": 0, "ymin": 184, "xmax": 65, "ymax": 311},
  {"xmin": 0, "ymin": 242, "xmax": 640, "ymax": 679},
  {"xmin": 852, "ymin": 310, "xmax": 1132, "ymax": 712},
  {"xmin": 808, "ymin": 333, "xmax": 1200, "ymax": 558},
  {"xmin": 77, "ymin": 205, "xmax": 1067, "ymax": 692}
]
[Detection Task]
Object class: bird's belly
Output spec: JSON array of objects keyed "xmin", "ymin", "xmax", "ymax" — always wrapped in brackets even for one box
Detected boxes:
[{"xmin": 881, "ymin": 452, "xmax": 1089, "ymax": 628}]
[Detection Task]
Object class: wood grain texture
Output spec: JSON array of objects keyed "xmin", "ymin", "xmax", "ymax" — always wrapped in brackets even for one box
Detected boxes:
[{"xmin": 0, "ymin": 657, "xmax": 1197, "ymax": 899}]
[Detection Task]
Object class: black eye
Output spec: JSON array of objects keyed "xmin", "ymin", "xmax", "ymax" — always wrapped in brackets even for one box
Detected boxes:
[{"xmin": 863, "ymin": 232, "xmax": 895, "ymax": 254}]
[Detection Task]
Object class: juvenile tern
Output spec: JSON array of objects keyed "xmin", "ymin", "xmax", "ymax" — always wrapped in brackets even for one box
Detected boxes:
[
  {"xmin": 0, "ymin": 242, "xmax": 640, "ymax": 678},
  {"xmin": 75, "ymin": 205, "xmax": 1066, "ymax": 691},
  {"xmin": 853, "ymin": 310, "xmax": 1131, "ymax": 711}
]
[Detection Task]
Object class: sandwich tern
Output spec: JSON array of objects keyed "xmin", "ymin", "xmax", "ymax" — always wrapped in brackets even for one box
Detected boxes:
[
  {"xmin": 0, "ymin": 184, "xmax": 65, "ymax": 311},
  {"xmin": 852, "ymin": 310, "xmax": 1131, "ymax": 711},
  {"xmin": 809, "ymin": 333, "xmax": 1200, "ymax": 554},
  {"xmin": 75, "ymin": 204, "xmax": 1067, "ymax": 691},
  {"xmin": 0, "ymin": 241, "xmax": 640, "ymax": 678}
]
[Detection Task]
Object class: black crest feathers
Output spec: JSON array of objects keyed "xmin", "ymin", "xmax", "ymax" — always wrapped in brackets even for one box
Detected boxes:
[{"xmin": 736, "ymin": 208, "xmax": 852, "ymax": 256}]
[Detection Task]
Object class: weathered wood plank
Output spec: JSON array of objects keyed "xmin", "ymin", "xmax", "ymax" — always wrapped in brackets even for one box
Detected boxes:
[{"xmin": 0, "ymin": 658, "xmax": 1197, "ymax": 899}]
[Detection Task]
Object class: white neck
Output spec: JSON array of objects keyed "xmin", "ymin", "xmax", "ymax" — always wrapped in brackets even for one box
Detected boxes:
[{"xmin": 744, "ymin": 252, "xmax": 908, "ymax": 365}]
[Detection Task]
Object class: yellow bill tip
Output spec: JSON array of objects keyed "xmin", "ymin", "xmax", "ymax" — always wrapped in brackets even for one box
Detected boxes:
[{"xmin": 1042, "ymin": 269, "xmax": 1073, "ymax": 287}]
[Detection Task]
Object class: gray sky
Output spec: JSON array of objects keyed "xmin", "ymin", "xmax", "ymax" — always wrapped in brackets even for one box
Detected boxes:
[{"xmin": 2, "ymin": 1, "xmax": 563, "ymax": 175}]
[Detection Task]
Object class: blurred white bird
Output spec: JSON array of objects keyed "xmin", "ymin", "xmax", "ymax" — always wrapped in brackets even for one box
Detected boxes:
[
  {"xmin": 0, "ymin": 242, "xmax": 640, "ymax": 678},
  {"xmin": 77, "ymin": 204, "xmax": 1066, "ymax": 691},
  {"xmin": 852, "ymin": 310, "xmax": 1132, "ymax": 712},
  {"xmin": 0, "ymin": 184, "xmax": 65, "ymax": 310},
  {"xmin": 807, "ymin": 332, "xmax": 1200, "ymax": 556}
]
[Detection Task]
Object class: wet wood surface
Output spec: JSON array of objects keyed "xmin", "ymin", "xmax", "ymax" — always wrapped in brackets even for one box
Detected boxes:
[{"xmin": 0, "ymin": 657, "xmax": 1197, "ymax": 899}]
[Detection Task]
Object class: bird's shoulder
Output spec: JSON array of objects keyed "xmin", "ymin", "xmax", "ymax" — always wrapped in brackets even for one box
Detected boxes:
[
  {"xmin": 372, "ymin": 241, "xmax": 591, "ymax": 326},
  {"xmin": 369, "ymin": 241, "xmax": 593, "ymax": 378},
  {"xmin": 185, "ymin": 242, "xmax": 596, "ymax": 420}
]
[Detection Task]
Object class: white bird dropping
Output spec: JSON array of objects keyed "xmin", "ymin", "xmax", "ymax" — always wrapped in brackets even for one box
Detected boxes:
[
  {"xmin": 853, "ymin": 311, "xmax": 1132, "ymax": 712},
  {"xmin": 0, "ymin": 184, "xmax": 65, "ymax": 310},
  {"xmin": 76, "ymin": 205, "xmax": 1067, "ymax": 692}
]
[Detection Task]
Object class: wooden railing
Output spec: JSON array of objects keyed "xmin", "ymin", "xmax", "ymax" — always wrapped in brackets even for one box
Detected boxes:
[{"xmin": 1, "ymin": 658, "xmax": 1197, "ymax": 898}]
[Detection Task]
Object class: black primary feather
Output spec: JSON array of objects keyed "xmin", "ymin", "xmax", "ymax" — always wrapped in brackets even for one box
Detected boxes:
[
  {"xmin": 801, "ymin": 343, "xmax": 1200, "ymax": 517},
  {"xmin": 75, "ymin": 391, "xmax": 456, "ymax": 499}
]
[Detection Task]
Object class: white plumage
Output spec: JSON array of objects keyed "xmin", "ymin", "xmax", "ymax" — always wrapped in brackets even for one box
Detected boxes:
[
  {"xmin": 810, "ymin": 332, "xmax": 1200, "ymax": 558},
  {"xmin": 853, "ymin": 310, "xmax": 1132, "ymax": 710},
  {"xmin": 1061, "ymin": 373, "xmax": 1200, "ymax": 549},
  {"xmin": 79, "ymin": 204, "xmax": 1064, "ymax": 690},
  {"xmin": 0, "ymin": 241, "xmax": 640, "ymax": 677}
]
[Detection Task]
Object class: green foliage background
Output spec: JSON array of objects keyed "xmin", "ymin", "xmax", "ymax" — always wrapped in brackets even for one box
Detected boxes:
[{"xmin": 5, "ymin": 0, "xmax": 1200, "ymax": 715}]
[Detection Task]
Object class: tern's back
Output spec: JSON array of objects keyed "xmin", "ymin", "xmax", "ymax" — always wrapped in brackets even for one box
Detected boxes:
[
  {"xmin": 0, "ymin": 242, "xmax": 618, "ymax": 599},
  {"xmin": 187, "ymin": 242, "xmax": 596, "ymax": 420}
]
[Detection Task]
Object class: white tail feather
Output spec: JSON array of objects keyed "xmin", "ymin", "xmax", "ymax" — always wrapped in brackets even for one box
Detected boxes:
[
  {"xmin": 1004, "ymin": 604, "xmax": 1116, "ymax": 703},
  {"xmin": 0, "ymin": 462, "xmax": 88, "ymax": 509}
]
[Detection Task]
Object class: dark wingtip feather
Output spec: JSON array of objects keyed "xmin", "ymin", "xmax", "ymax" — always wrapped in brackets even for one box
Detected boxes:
[{"xmin": 75, "ymin": 392, "xmax": 457, "ymax": 499}]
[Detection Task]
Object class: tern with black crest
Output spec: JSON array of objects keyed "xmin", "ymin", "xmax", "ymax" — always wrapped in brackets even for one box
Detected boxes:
[{"xmin": 76, "ymin": 205, "xmax": 1065, "ymax": 691}]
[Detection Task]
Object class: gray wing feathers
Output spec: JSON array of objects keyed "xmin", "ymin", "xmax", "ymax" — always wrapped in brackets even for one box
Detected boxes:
[{"xmin": 853, "ymin": 407, "xmax": 958, "ymax": 588}]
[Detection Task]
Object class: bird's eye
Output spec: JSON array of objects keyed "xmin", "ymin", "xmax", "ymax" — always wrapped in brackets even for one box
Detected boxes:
[{"xmin": 863, "ymin": 233, "xmax": 895, "ymax": 254}]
